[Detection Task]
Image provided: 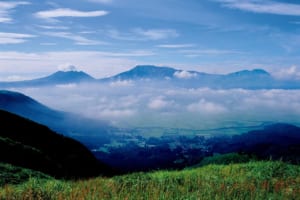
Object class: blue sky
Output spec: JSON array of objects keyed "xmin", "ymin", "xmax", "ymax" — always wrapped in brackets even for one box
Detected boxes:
[{"xmin": 1, "ymin": 0, "xmax": 300, "ymax": 80}]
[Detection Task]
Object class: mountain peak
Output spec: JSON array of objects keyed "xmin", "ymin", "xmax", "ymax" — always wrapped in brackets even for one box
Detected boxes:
[
  {"xmin": 113, "ymin": 65, "xmax": 177, "ymax": 80},
  {"xmin": 130, "ymin": 65, "xmax": 176, "ymax": 73},
  {"xmin": 48, "ymin": 70, "xmax": 95, "ymax": 81},
  {"xmin": 27, "ymin": 70, "xmax": 96, "ymax": 85},
  {"xmin": 228, "ymin": 69, "xmax": 270, "ymax": 76}
]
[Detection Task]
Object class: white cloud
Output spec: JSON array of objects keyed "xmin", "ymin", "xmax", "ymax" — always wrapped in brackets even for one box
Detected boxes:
[
  {"xmin": 42, "ymin": 32, "xmax": 106, "ymax": 45},
  {"xmin": 187, "ymin": 99, "xmax": 227, "ymax": 114},
  {"xmin": 56, "ymin": 83, "xmax": 77, "ymax": 89},
  {"xmin": 98, "ymin": 109, "xmax": 136, "ymax": 118},
  {"xmin": 110, "ymin": 80, "xmax": 134, "ymax": 87},
  {"xmin": 15, "ymin": 83, "xmax": 300, "ymax": 130},
  {"xmin": 157, "ymin": 44, "xmax": 195, "ymax": 48},
  {"xmin": 272, "ymin": 65, "xmax": 300, "ymax": 80},
  {"xmin": 37, "ymin": 25, "xmax": 69, "ymax": 30},
  {"xmin": 174, "ymin": 70, "xmax": 197, "ymax": 79},
  {"xmin": 148, "ymin": 97, "xmax": 170, "ymax": 110},
  {"xmin": 57, "ymin": 64, "xmax": 78, "ymax": 72},
  {"xmin": 0, "ymin": 1, "xmax": 29, "ymax": 23},
  {"xmin": 35, "ymin": 8, "xmax": 109, "ymax": 19},
  {"xmin": 0, "ymin": 32, "xmax": 35, "ymax": 44},
  {"xmin": 216, "ymin": 0, "xmax": 300, "ymax": 16}
]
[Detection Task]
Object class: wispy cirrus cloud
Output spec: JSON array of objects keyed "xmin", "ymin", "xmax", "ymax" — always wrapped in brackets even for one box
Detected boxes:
[
  {"xmin": 157, "ymin": 44, "xmax": 195, "ymax": 48},
  {"xmin": 134, "ymin": 28, "xmax": 179, "ymax": 40},
  {"xmin": 108, "ymin": 28, "xmax": 179, "ymax": 41},
  {"xmin": 0, "ymin": 32, "xmax": 35, "ymax": 44},
  {"xmin": 87, "ymin": 0, "xmax": 113, "ymax": 4},
  {"xmin": 37, "ymin": 25, "xmax": 70, "ymax": 30},
  {"xmin": 35, "ymin": 8, "xmax": 109, "ymax": 19},
  {"xmin": 216, "ymin": 0, "xmax": 300, "ymax": 16},
  {"xmin": 181, "ymin": 49, "xmax": 242, "ymax": 57},
  {"xmin": 0, "ymin": 1, "xmax": 30, "ymax": 23},
  {"xmin": 42, "ymin": 31, "xmax": 106, "ymax": 45}
]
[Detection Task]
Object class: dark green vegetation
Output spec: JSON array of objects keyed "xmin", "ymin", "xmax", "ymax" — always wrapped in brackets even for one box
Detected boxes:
[
  {"xmin": 93, "ymin": 123, "xmax": 300, "ymax": 172},
  {"xmin": 210, "ymin": 123, "xmax": 300, "ymax": 164},
  {"xmin": 0, "ymin": 109, "xmax": 112, "ymax": 179},
  {"xmin": 191, "ymin": 153, "xmax": 255, "ymax": 168},
  {"xmin": 0, "ymin": 163, "xmax": 51, "ymax": 186},
  {"xmin": 1, "ymin": 161, "xmax": 299, "ymax": 199}
]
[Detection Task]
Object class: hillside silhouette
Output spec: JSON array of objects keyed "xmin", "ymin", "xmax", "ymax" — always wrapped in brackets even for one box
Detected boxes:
[{"xmin": 0, "ymin": 109, "xmax": 113, "ymax": 179}]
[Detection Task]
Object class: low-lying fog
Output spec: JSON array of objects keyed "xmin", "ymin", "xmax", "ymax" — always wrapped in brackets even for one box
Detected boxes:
[{"xmin": 12, "ymin": 81, "xmax": 300, "ymax": 133}]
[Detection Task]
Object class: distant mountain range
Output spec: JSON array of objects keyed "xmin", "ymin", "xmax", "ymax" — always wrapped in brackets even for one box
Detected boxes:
[
  {"xmin": 104, "ymin": 65, "xmax": 298, "ymax": 89},
  {"xmin": 0, "ymin": 70, "xmax": 96, "ymax": 87},
  {"xmin": 0, "ymin": 109, "xmax": 113, "ymax": 178},
  {"xmin": 0, "ymin": 65, "xmax": 299, "ymax": 89}
]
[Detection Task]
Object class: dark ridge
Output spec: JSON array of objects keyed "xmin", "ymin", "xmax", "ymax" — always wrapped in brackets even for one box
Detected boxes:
[
  {"xmin": 0, "ymin": 90, "xmax": 64, "ymax": 127},
  {"xmin": 209, "ymin": 123, "xmax": 300, "ymax": 164},
  {"xmin": 0, "ymin": 109, "xmax": 115, "ymax": 179}
]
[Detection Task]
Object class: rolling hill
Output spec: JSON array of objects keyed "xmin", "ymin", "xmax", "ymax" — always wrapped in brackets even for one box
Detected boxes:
[
  {"xmin": 0, "ymin": 90, "xmax": 112, "ymax": 147},
  {"xmin": 0, "ymin": 109, "xmax": 113, "ymax": 178}
]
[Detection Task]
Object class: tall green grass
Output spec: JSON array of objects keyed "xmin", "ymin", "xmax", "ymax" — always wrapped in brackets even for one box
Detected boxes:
[
  {"xmin": 1, "ymin": 161, "xmax": 300, "ymax": 200},
  {"xmin": 0, "ymin": 163, "xmax": 51, "ymax": 187}
]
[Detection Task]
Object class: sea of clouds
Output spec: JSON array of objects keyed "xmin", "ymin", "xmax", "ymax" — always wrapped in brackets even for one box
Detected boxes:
[{"xmin": 10, "ymin": 79, "xmax": 300, "ymax": 132}]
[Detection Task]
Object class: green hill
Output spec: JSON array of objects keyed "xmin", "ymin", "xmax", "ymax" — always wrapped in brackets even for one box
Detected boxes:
[
  {"xmin": 1, "ymin": 161, "xmax": 299, "ymax": 199},
  {"xmin": 0, "ymin": 109, "xmax": 112, "ymax": 179}
]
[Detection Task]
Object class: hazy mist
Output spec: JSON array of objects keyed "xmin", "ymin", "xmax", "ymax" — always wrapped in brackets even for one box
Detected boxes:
[{"xmin": 10, "ymin": 81, "xmax": 300, "ymax": 133}]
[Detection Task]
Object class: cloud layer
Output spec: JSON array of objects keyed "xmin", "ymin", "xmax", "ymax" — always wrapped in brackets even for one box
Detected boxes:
[{"xmin": 14, "ymin": 82, "xmax": 300, "ymax": 130}]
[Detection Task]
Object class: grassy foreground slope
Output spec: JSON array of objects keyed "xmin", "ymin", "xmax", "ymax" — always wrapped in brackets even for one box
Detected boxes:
[
  {"xmin": 0, "ymin": 163, "xmax": 51, "ymax": 187},
  {"xmin": 1, "ymin": 161, "xmax": 300, "ymax": 200}
]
